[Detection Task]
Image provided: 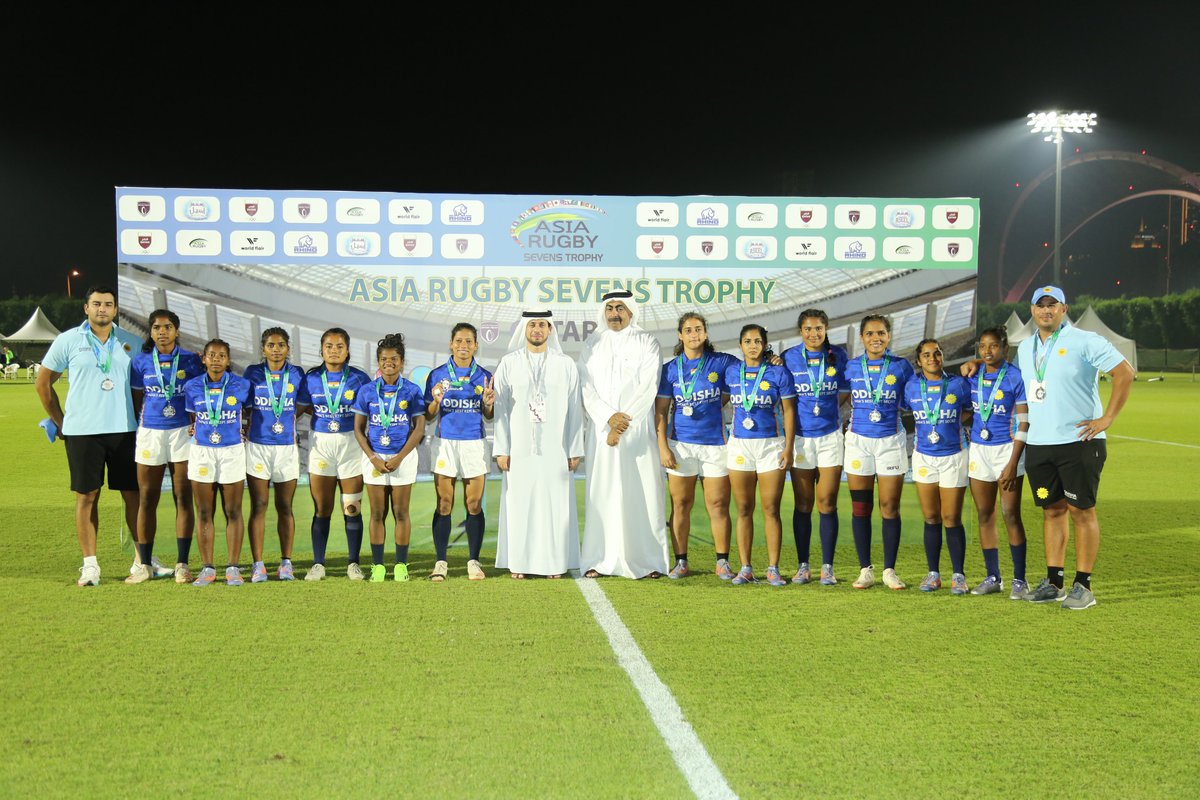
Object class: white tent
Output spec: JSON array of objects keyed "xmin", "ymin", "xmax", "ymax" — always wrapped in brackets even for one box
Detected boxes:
[
  {"xmin": 1074, "ymin": 306, "xmax": 1137, "ymax": 372},
  {"xmin": 6, "ymin": 307, "xmax": 61, "ymax": 342}
]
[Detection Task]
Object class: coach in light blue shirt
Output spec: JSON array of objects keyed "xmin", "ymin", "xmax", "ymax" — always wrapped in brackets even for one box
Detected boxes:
[
  {"xmin": 1016, "ymin": 285, "xmax": 1134, "ymax": 610},
  {"xmin": 37, "ymin": 285, "xmax": 143, "ymax": 587}
]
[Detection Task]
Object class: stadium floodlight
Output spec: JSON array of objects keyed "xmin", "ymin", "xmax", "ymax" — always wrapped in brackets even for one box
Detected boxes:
[{"xmin": 1027, "ymin": 110, "xmax": 1097, "ymax": 283}]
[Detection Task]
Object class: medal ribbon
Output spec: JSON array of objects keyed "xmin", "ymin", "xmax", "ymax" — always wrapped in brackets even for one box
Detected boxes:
[
  {"xmin": 977, "ymin": 364, "xmax": 1008, "ymax": 425},
  {"xmin": 739, "ymin": 363, "xmax": 763, "ymax": 414},
  {"xmin": 152, "ymin": 348, "xmax": 180, "ymax": 400},
  {"xmin": 676, "ymin": 354, "xmax": 706, "ymax": 402},
  {"xmin": 321, "ymin": 368, "xmax": 347, "ymax": 417},
  {"xmin": 81, "ymin": 321, "xmax": 115, "ymax": 375},
  {"xmin": 264, "ymin": 364, "xmax": 289, "ymax": 423},
  {"xmin": 805, "ymin": 350, "xmax": 825, "ymax": 405},
  {"xmin": 446, "ymin": 358, "xmax": 477, "ymax": 388},
  {"xmin": 376, "ymin": 379, "xmax": 400, "ymax": 433},
  {"xmin": 1033, "ymin": 327, "xmax": 1062, "ymax": 383},
  {"xmin": 202, "ymin": 374, "xmax": 230, "ymax": 429},
  {"xmin": 918, "ymin": 376, "xmax": 945, "ymax": 432},
  {"xmin": 859, "ymin": 353, "xmax": 892, "ymax": 411}
]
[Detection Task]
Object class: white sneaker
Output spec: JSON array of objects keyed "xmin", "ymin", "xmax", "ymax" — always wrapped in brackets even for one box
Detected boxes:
[
  {"xmin": 882, "ymin": 568, "xmax": 908, "ymax": 590},
  {"xmin": 174, "ymin": 563, "xmax": 194, "ymax": 584},
  {"xmin": 149, "ymin": 556, "xmax": 174, "ymax": 578},
  {"xmin": 467, "ymin": 559, "xmax": 486, "ymax": 581},
  {"xmin": 346, "ymin": 562, "xmax": 365, "ymax": 581},
  {"xmin": 125, "ymin": 563, "xmax": 152, "ymax": 584},
  {"xmin": 852, "ymin": 566, "xmax": 875, "ymax": 589},
  {"xmin": 305, "ymin": 563, "xmax": 326, "ymax": 582},
  {"xmin": 78, "ymin": 563, "xmax": 101, "ymax": 586}
]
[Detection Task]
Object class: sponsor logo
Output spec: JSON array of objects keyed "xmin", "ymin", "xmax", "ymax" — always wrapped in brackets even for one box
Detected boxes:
[
  {"xmin": 800, "ymin": 209, "xmax": 813, "ymax": 223},
  {"xmin": 439, "ymin": 234, "xmax": 484, "ymax": 259},
  {"xmin": 748, "ymin": 212, "xmax": 764, "ymax": 222},
  {"xmin": 651, "ymin": 240, "xmax": 664, "ymax": 254},
  {"xmin": 388, "ymin": 199, "xmax": 433, "ymax": 224},
  {"xmin": 456, "ymin": 238, "xmax": 468, "ymax": 254},
  {"xmin": 636, "ymin": 202, "xmax": 679, "ymax": 226},
  {"xmin": 347, "ymin": 206, "xmax": 364, "ymax": 217},
  {"xmin": 450, "ymin": 203, "xmax": 472, "ymax": 223},
  {"xmin": 843, "ymin": 240, "xmax": 867, "ymax": 259},
  {"xmin": 441, "ymin": 199, "xmax": 485, "ymax": 226},
  {"xmin": 245, "ymin": 202, "xmax": 259, "ymax": 217},
  {"xmin": 335, "ymin": 198, "xmax": 380, "ymax": 224},
  {"xmin": 510, "ymin": 199, "xmax": 607, "ymax": 253},
  {"xmin": 388, "ymin": 233, "xmax": 433, "ymax": 258},
  {"xmin": 735, "ymin": 236, "xmax": 776, "ymax": 261},
  {"xmin": 896, "ymin": 245, "xmax": 912, "ymax": 255},
  {"xmin": 138, "ymin": 234, "xmax": 152, "ymax": 250},
  {"xmin": 1036, "ymin": 487, "xmax": 1049, "ymax": 499},
  {"xmin": 848, "ymin": 209, "xmax": 861, "ymax": 224},
  {"xmin": 743, "ymin": 240, "xmax": 768, "ymax": 259},
  {"xmin": 137, "ymin": 200, "xmax": 150, "ymax": 216},
  {"xmin": 404, "ymin": 238, "xmax": 417, "ymax": 252},
  {"xmin": 785, "ymin": 236, "xmax": 825, "ymax": 260},
  {"xmin": 188, "ymin": 238, "xmax": 208, "ymax": 250},
  {"xmin": 889, "ymin": 208, "xmax": 912, "ymax": 228},
  {"xmin": 696, "ymin": 206, "xmax": 719, "ymax": 225},
  {"xmin": 348, "ymin": 236, "xmax": 370, "ymax": 255},
  {"xmin": 187, "ymin": 201, "xmax": 210, "ymax": 220},
  {"xmin": 946, "ymin": 210, "xmax": 958, "ymax": 224},
  {"xmin": 948, "ymin": 242, "xmax": 960, "ymax": 257},
  {"xmin": 298, "ymin": 203, "xmax": 310, "ymax": 218},
  {"xmin": 480, "ymin": 322, "xmax": 499, "ymax": 344},
  {"xmin": 293, "ymin": 235, "xmax": 317, "ymax": 255},
  {"xmin": 701, "ymin": 241, "xmax": 713, "ymax": 255}
]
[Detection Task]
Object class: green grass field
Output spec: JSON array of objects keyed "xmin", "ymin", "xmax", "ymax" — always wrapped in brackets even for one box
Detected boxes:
[{"xmin": 2, "ymin": 379, "xmax": 1198, "ymax": 797}]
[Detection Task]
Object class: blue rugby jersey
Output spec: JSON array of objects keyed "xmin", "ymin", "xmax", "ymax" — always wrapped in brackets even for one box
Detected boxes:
[
  {"xmin": 969, "ymin": 362, "xmax": 1026, "ymax": 446},
  {"xmin": 183, "ymin": 373, "xmax": 252, "ymax": 449},
  {"xmin": 902, "ymin": 374, "xmax": 970, "ymax": 456},
  {"xmin": 243, "ymin": 363, "xmax": 310, "ymax": 445},
  {"xmin": 305, "ymin": 366, "xmax": 371, "ymax": 434},
  {"xmin": 423, "ymin": 360, "xmax": 493, "ymax": 441},
  {"xmin": 657, "ymin": 351, "xmax": 736, "ymax": 446},
  {"xmin": 725, "ymin": 361, "xmax": 795, "ymax": 440},
  {"xmin": 353, "ymin": 378, "xmax": 424, "ymax": 456},
  {"xmin": 130, "ymin": 347, "xmax": 204, "ymax": 430},
  {"xmin": 845, "ymin": 354, "xmax": 914, "ymax": 438},
  {"xmin": 781, "ymin": 343, "xmax": 849, "ymax": 437}
]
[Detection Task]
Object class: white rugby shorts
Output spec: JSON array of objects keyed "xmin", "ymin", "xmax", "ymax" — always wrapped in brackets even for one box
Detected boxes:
[
  {"xmin": 187, "ymin": 442, "xmax": 247, "ymax": 484},
  {"xmin": 308, "ymin": 431, "xmax": 363, "ymax": 479},
  {"xmin": 665, "ymin": 440, "xmax": 729, "ymax": 478},
  {"xmin": 911, "ymin": 449, "xmax": 969, "ymax": 488},
  {"xmin": 727, "ymin": 436, "xmax": 786, "ymax": 474},
  {"xmin": 362, "ymin": 449, "xmax": 419, "ymax": 487},
  {"xmin": 245, "ymin": 442, "xmax": 300, "ymax": 483},
  {"xmin": 135, "ymin": 426, "xmax": 191, "ymax": 466},
  {"xmin": 431, "ymin": 437, "xmax": 490, "ymax": 479},
  {"xmin": 968, "ymin": 442, "xmax": 1026, "ymax": 483},
  {"xmin": 843, "ymin": 431, "xmax": 908, "ymax": 477},
  {"xmin": 792, "ymin": 429, "xmax": 844, "ymax": 470}
]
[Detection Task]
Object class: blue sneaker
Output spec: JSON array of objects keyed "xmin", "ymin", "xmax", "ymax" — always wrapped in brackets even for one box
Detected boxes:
[
  {"xmin": 278, "ymin": 560, "xmax": 295, "ymax": 581},
  {"xmin": 192, "ymin": 566, "xmax": 217, "ymax": 587},
  {"xmin": 225, "ymin": 566, "xmax": 244, "ymax": 587},
  {"xmin": 731, "ymin": 565, "xmax": 757, "ymax": 585},
  {"xmin": 971, "ymin": 575, "xmax": 1003, "ymax": 596},
  {"xmin": 766, "ymin": 566, "xmax": 787, "ymax": 586},
  {"xmin": 919, "ymin": 571, "xmax": 942, "ymax": 592},
  {"xmin": 251, "ymin": 562, "xmax": 268, "ymax": 583}
]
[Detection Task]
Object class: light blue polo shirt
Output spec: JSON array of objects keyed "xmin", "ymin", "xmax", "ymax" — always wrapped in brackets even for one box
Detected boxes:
[
  {"xmin": 43, "ymin": 321, "xmax": 143, "ymax": 435},
  {"xmin": 1016, "ymin": 324, "xmax": 1126, "ymax": 446}
]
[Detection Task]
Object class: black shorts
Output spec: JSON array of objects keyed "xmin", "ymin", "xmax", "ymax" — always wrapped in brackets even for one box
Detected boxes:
[
  {"xmin": 1024, "ymin": 440, "xmax": 1107, "ymax": 510},
  {"xmin": 64, "ymin": 432, "xmax": 138, "ymax": 494}
]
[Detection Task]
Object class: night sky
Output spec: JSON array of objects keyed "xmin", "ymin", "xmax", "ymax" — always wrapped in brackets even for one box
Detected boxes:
[{"xmin": 4, "ymin": 8, "xmax": 1197, "ymax": 300}]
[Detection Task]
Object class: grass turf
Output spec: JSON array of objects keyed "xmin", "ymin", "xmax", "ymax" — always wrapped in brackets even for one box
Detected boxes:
[{"xmin": 1, "ymin": 379, "xmax": 1197, "ymax": 797}]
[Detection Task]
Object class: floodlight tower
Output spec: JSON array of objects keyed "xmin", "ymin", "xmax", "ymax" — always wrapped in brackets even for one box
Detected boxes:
[{"xmin": 1027, "ymin": 111, "xmax": 1097, "ymax": 284}]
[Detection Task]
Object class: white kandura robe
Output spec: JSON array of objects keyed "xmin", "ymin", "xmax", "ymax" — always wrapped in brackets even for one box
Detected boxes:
[
  {"xmin": 493, "ymin": 349, "xmax": 584, "ymax": 576},
  {"xmin": 578, "ymin": 326, "xmax": 670, "ymax": 578}
]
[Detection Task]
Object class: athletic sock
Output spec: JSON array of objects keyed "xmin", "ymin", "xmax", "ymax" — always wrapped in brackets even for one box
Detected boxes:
[
  {"xmin": 818, "ymin": 512, "xmax": 838, "ymax": 566},
  {"xmin": 311, "ymin": 516, "xmax": 331, "ymax": 565},
  {"xmin": 1074, "ymin": 571, "xmax": 1091, "ymax": 590},
  {"xmin": 176, "ymin": 536, "xmax": 192, "ymax": 564},
  {"xmin": 466, "ymin": 512, "xmax": 485, "ymax": 561},
  {"xmin": 792, "ymin": 509, "xmax": 812, "ymax": 564},
  {"xmin": 1048, "ymin": 566, "xmax": 1065, "ymax": 589},
  {"xmin": 881, "ymin": 517, "xmax": 901, "ymax": 571},
  {"xmin": 922, "ymin": 522, "xmax": 942, "ymax": 572},
  {"xmin": 850, "ymin": 489, "xmax": 873, "ymax": 568},
  {"xmin": 136, "ymin": 542, "xmax": 153, "ymax": 565},
  {"xmin": 982, "ymin": 547, "xmax": 1001, "ymax": 580},
  {"xmin": 370, "ymin": 543, "xmax": 384, "ymax": 566},
  {"xmin": 674, "ymin": 552, "xmax": 688, "ymax": 562},
  {"xmin": 395, "ymin": 544, "xmax": 409, "ymax": 565},
  {"xmin": 715, "ymin": 552, "xmax": 729, "ymax": 562},
  {"xmin": 345, "ymin": 515, "xmax": 364, "ymax": 564},
  {"xmin": 432, "ymin": 513, "xmax": 451, "ymax": 561},
  {"xmin": 1009, "ymin": 541, "xmax": 1027, "ymax": 582},
  {"xmin": 83, "ymin": 555, "xmax": 98, "ymax": 568},
  {"xmin": 946, "ymin": 525, "xmax": 967, "ymax": 576}
]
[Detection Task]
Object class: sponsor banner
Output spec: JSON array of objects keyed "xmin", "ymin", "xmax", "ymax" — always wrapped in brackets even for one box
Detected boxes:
[{"xmin": 116, "ymin": 188, "xmax": 978, "ymax": 270}]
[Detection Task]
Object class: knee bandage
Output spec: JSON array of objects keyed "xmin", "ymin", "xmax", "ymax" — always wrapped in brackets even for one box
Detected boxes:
[
  {"xmin": 850, "ymin": 488, "xmax": 874, "ymax": 518},
  {"xmin": 342, "ymin": 492, "xmax": 363, "ymax": 516}
]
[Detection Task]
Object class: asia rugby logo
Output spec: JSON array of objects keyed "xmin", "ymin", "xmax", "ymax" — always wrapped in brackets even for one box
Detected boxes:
[{"xmin": 509, "ymin": 199, "xmax": 608, "ymax": 249}]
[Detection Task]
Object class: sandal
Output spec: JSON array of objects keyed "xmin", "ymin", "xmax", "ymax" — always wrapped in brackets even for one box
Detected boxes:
[
  {"xmin": 584, "ymin": 569, "xmax": 601, "ymax": 578},
  {"xmin": 430, "ymin": 560, "xmax": 448, "ymax": 582},
  {"xmin": 510, "ymin": 572, "xmax": 525, "ymax": 580}
]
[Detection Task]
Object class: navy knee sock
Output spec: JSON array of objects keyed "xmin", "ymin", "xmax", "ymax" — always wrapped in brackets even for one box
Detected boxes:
[
  {"xmin": 881, "ymin": 517, "xmax": 901, "ymax": 570},
  {"xmin": 466, "ymin": 512, "xmax": 485, "ymax": 561},
  {"xmin": 923, "ymin": 522, "xmax": 942, "ymax": 572},
  {"xmin": 370, "ymin": 542, "xmax": 384, "ymax": 566},
  {"xmin": 946, "ymin": 525, "xmax": 967, "ymax": 575},
  {"xmin": 1009, "ymin": 542, "xmax": 1026, "ymax": 581},
  {"xmin": 818, "ymin": 512, "xmax": 838, "ymax": 566},
  {"xmin": 137, "ymin": 541, "xmax": 153, "ymax": 565},
  {"xmin": 311, "ymin": 516, "xmax": 331, "ymax": 566},
  {"xmin": 792, "ymin": 509, "xmax": 812, "ymax": 564},
  {"xmin": 345, "ymin": 515, "xmax": 364, "ymax": 564},
  {"xmin": 432, "ymin": 513, "xmax": 451, "ymax": 562},
  {"xmin": 850, "ymin": 489, "xmax": 873, "ymax": 568},
  {"xmin": 395, "ymin": 544, "xmax": 409, "ymax": 564},
  {"xmin": 982, "ymin": 547, "xmax": 1001, "ymax": 580},
  {"xmin": 176, "ymin": 537, "xmax": 192, "ymax": 564}
]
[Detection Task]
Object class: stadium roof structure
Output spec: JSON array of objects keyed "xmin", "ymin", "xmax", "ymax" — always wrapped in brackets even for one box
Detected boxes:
[{"xmin": 6, "ymin": 307, "xmax": 61, "ymax": 342}]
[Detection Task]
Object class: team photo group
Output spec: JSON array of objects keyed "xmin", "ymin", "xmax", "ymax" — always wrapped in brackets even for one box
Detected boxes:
[{"xmin": 37, "ymin": 283, "xmax": 1132, "ymax": 610}]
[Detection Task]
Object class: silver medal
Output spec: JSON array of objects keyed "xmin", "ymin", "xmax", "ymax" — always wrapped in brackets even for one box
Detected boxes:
[
  {"xmin": 742, "ymin": 417, "xmax": 755, "ymax": 430},
  {"xmin": 101, "ymin": 377, "xmax": 115, "ymax": 391},
  {"xmin": 682, "ymin": 406, "xmax": 694, "ymax": 417},
  {"xmin": 327, "ymin": 420, "xmax": 340, "ymax": 433},
  {"xmin": 379, "ymin": 434, "xmax": 391, "ymax": 447},
  {"xmin": 928, "ymin": 431, "xmax": 940, "ymax": 444},
  {"xmin": 869, "ymin": 409, "xmax": 882, "ymax": 423},
  {"xmin": 813, "ymin": 404, "xmax": 821, "ymax": 415},
  {"xmin": 1035, "ymin": 386, "xmax": 1046, "ymax": 401},
  {"xmin": 162, "ymin": 405, "xmax": 176, "ymax": 418},
  {"xmin": 209, "ymin": 432, "xmax": 222, "ymax": 445},
  {"xmin": 980, "ymin": 429, "xmax": 990, "ymax": 441},
  {"xmin": 271, "ymin": 421, "xmax": 285, "ymax": 435}
]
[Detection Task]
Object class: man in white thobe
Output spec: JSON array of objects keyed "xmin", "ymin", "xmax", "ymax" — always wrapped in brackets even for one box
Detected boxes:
[
  {"xmin": 578, "ymin": 290, "xmax": 670, "ymax": 578},
  {"xmin": 493, "ymin": 311, "xmax": 584, "ymax": 578}
]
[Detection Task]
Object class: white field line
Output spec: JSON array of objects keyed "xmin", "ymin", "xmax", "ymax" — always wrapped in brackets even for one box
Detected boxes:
[
  {"xmin": 1109, "ymin": 434, "xmax": 1200, "ymax": 450},
  {"xmin": 574, "ymin": 577, "xmax": 737, "ymax": 800}
]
